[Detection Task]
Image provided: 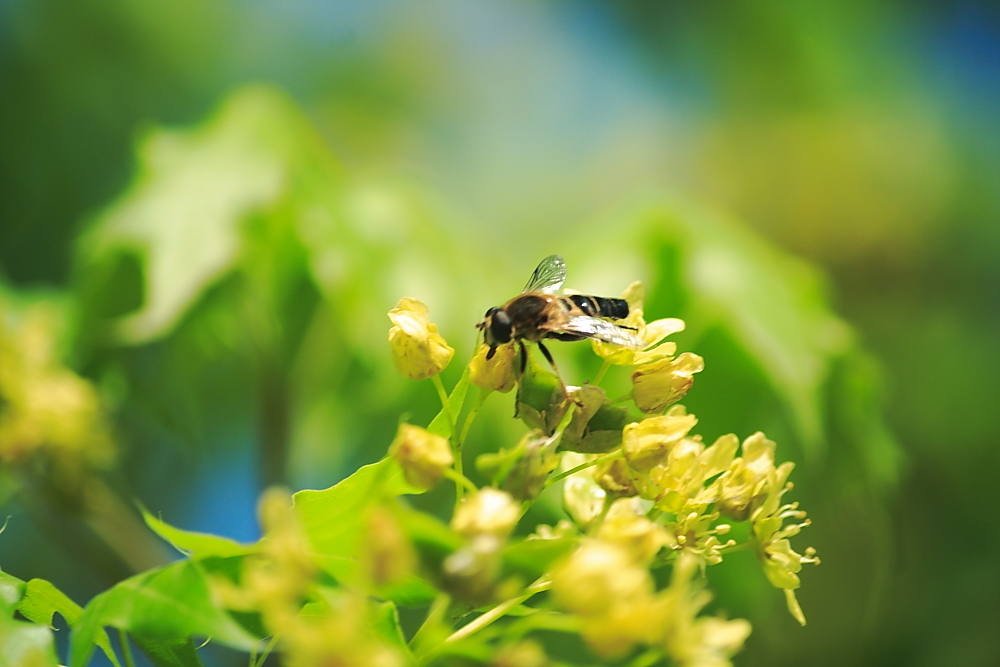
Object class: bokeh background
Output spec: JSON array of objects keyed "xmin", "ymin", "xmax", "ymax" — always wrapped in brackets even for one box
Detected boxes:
[{"xmin": 1, "ymin": 1, "xmax": 999, "ymax": 665}]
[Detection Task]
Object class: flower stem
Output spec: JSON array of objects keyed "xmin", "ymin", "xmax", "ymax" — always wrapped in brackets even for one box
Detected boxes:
[
  {"xmin": 544, "ymin": 449, "xmax": 623, "ymax": 488},
  {"xmin": 444, "ymin": 467, "xmax": 478, "ymax": 495},
  {"xmin": 444, "ymin": 577, "xmax": 551, "ymax": 644},
  {"xmin": 119, "ymin": 629, "xmax": 135, "ymax": 667},
  {"xmin": 431, "ymin": 374, "xmax": 457, "ymax": 443},
  {"xmin": 411, "ymin": 593, "xmax": 451, "ymax": 657},
  {"xmin": 592, "ymin": 357, "xmax": 613, "ymax": 386},
  {"xmin": 459, "ymin": 387, "xmax": 490, "ymax": 445},
  {"xmin": 257, "ymin": 636, "xmax": 279, "ymax": 667}
]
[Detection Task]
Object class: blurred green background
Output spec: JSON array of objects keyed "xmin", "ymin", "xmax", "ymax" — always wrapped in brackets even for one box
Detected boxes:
[{"xmin": 1, "ymin": 1, "xmax": 998, "ymax": 665}]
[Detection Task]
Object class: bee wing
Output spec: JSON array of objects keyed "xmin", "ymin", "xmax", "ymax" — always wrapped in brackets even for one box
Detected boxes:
[
  {"xmin": 522, "ymin": 254, "xmax": 566, "ymax": 294},
  {"xmin": 560, "ymin": 316, "xmax": 647, "ymax": 349}
]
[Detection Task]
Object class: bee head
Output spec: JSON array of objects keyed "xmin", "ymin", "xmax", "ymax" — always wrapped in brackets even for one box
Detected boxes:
[{"xmin": 480, "ymin": 306, "xmax": 512, "ymax": 354}]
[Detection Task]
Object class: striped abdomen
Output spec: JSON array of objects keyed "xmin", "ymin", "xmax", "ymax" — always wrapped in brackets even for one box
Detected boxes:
[{"xmin": 565, "ymin": 295, "xmax": 629, "ymax": 320}]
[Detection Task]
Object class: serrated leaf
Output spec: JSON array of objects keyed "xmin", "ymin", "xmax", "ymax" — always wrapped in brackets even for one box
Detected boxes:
[
  {"xmin": 130, "ymin": 636, "xmax": 204, "ymax": 667},
  {"xmin": 17, "ymin": 579, "xmax": 121, "ymax": 667},
  {"xmin": 141, "ymin": 508, "xmax": 255, "ymax": 559},
  {"xmin": 69, "ymin": 561, "xmax": 258, "ymax": 667},
  {"xmin": 18, "ymin": 579, "xmax": 82, "ymax": 627},
  {"xmin": 78, "ymin": 85, "xmax": 343, "ymax": 343}
]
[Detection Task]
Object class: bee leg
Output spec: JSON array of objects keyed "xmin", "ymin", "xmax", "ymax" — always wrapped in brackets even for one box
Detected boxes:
[
  {"xmin": 513, "ymin": 341, "xmax": 527, "ymax": 418},
  {"xmin": 537, "ymin": 341, "xmax": 583, "ymax": 408}
]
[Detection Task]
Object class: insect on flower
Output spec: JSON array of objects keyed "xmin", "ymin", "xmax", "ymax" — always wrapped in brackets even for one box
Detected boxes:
[{"xmin": 477, "ymin": 254, "xmax": 646, "ymax": 403}]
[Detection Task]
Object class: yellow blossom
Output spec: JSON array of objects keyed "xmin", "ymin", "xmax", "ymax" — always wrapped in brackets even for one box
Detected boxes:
[
  {"xmin": 716, "ymin": 432, "xmax": 778, "ymax": 521},
  {"xmin": 590, "ymin": 281, "xmax": 686, "ymax": 366},
  {"xmin": 632, "ymin": 352, "xmax": 705, "ymax": 414},
  {"xmin": 387, "ymin": 297, "xmax": 454, "ymax": 380},
  {"xmin": 621, "ymin": 407, "xmax": 698, "ymax": 473},
  {"xmin": 749, "ymin": 455, "xmax": 819, "ymax": 626},
  {"xmin": 552, "ymin": 541, "xmax": 653, "ymax": 616},
  {"xmin": 388, "ymin": 423, "xmax": 453, "ymax": 491},
  {"xmin": 469, "ymin": 342, "xmax": 517, "ymax": 393},
  {"xmin": 597, "ymin": 498, "xmax": 673, "ymax": 565},
  {"xmin": 0, "ymin": 299, "xmax": 115, "ymax": 478},
  {"xmin": 552, "ymin": 540, "xmax": 662, "ymax": 657},
  {"xmin": 660, "ymin": 553, "xmax": 752, "ymax": 667}
]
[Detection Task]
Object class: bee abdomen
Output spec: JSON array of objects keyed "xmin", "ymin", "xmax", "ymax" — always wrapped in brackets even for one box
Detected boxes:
[{"xmin": 567, "ymin": 295, "xmax": 629, "ymax": 320}]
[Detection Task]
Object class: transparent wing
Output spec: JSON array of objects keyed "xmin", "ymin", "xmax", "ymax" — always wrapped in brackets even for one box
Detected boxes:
[
  {"xmin": 560, "ymin": 316, "xmax": 646, "ymax": 349},
  {"xmin": 522, "ymin": 254, "xmax": 566, "ymax": 294}
]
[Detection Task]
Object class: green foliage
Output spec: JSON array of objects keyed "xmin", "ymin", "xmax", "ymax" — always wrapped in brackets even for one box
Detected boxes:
[{"xmin": 0, "ymin": 87, "xmax": 898, "ymax": 666}]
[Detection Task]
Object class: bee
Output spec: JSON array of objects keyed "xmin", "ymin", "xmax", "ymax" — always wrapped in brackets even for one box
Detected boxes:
[{"xmin": 477, "ymin": 254, "xmax": 646, "ymax": 401}]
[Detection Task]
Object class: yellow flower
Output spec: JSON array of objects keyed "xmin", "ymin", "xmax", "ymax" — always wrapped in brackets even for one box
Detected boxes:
[
  {"xmin": 552, "ymin": 541, "xmax": 652, "ymax": 615},
  {"xmin": 597, "ymin": 498, "xmax": 673, "ymax": 565},
  {"xmin": 632, "ymin": 352, "xmax": 705, "ymax": 414},
  {"xmin": 716, "ymin": 432, "xmax": 778, "ymax": 522},
  {"xmin": 387, "ymin": 297, "xmax": 454, "ymax": 381},
  {"xmin": 388, "ymin": 423, "xmax": 453, "ymax": 491},
  {"xmin": 621, "ymin": 407, "xmax": 699, "ymax": 473},
  {"xmin": 469, "ymin": 342, "xmax": 517, "ymax": 393},
  {"xmin": 590, "ymin": 282, "xmax": 686, "ymax": 366},
  {"xmin": 552, "ymin": 540, "xmax": 661, "ymax": 657},
  {"xmin": 749, "ymin": 455, "xmax": 819, "ymax": 626},
  {"xmin": 660, "ymin": 553, "xmax": 752, "ymax": 667},
  {"xmin": 0, "ymin": 299, "xmax": 115, "ymax": 476}
]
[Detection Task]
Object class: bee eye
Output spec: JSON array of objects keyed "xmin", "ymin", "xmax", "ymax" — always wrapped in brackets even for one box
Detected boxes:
[
  {"xmin": 490, "ymin": 309, "xmax": 512, "ymax": 344},
  {"xmin": 484, "ymin": 306, "xmax": 499, "ymax": 318}
]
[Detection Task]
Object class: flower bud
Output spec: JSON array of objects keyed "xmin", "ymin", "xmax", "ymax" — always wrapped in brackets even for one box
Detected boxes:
[
  {"xmin": 363, "ymin": 504, "xmax": 416, "ymax": 587},
  {"xmin": 593, "ymin": 456, "xmax": 639, "ymax": 498},
  {"xmin": 469, "ymin": 342, "xmax": 517, "ymax": 393},
  {"xmin": 387, "ymin": 297, "xmax": 454, "ymax": 381},
  {"xmin": 451, "ymin": 488, "xmax": 520, "ymax": 540},
  {"xmin": 388, "ymin": 423, "xmax": 453, "ymax": 491},
  {"xmin": 631, "ymin": 352, "xmax": 704, "ymax": 414},
  {"xmin": 551, "ymin": 541, "xmax": 653, "ymax": 617},
  {"xmin": 561, "ymin": 452, "xmax": 607, "ymax": 527}
]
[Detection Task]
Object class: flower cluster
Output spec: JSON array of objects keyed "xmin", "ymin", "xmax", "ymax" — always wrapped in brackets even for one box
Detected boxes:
[
  {"xmin": 0, "ymin": 297, "xmax": 115, "ymax": 486},
  {"xmin": 383, "ymin": 278, "xmax": 819, "ymax": 666}
]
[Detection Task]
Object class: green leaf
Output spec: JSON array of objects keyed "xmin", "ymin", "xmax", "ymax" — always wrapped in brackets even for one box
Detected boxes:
[
  {"xmin": 293, "ymin": 458, "xmax": 423, "ymax": 580},
  {"xmin": 394, "ymin": 504, "xmax": 462, "ymax": 561},
  {"xmin": 378, "ymin": 575, "xmax": 439, "ymax": 608},
  {"xmin": 502, "ymin": 537, "xmax": 579, "ymax": 579},
  {"xmin": 0, "ymin": 615, "xmax": 58, "ymax": 667},
  {"xmin": 78, "ymin": 85, "xmax": 343, "ymax": 343},
  {"xmin": 141, "ymin": 508, "xmax": 255, "ymax": 559},
  {"xmin": 18, "ymin": 579, "xmax": 82, "ymax": 626},
  {"xmin": 69, "ymin": 560, "xmax": 258, "ymax": 667},
  {"xmin": 635, "ymin": 197, "xmax": 853, "ymax": 454},
  {"xmin": 17, "ymin": 579, "xmax": 121, "ymax": 667},
  {"xmin": 130, "ymin": 636, "xmax": 204, "ymax": 667},
  {"xmin": 371, "ymin": 600, "xmax": 411, "ymax": 657},
  {"xmin": 0, "ymin": 571, "xmax": 24, "ymax": 617}
]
